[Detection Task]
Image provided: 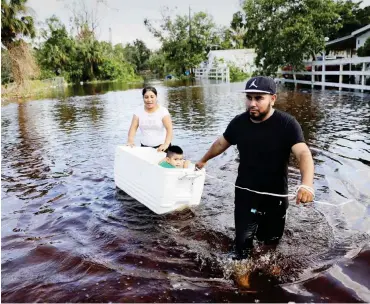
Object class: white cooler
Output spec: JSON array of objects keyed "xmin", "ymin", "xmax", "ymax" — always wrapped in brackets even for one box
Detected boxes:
[{"xmin": 114, "ymin": 146, "xmax": 206, "ymax": 214}]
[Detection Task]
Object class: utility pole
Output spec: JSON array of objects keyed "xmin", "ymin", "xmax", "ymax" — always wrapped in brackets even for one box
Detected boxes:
[
  {"xmin": 189, "ymin": 6, "xmax": 192, "ymax": 74},
  {"xmin": 109, "ymin": 27, "xmax": 112, "ymax": 46},
  {"xmin": 189, "ymin": 6, "xmax": 191, "ymax": 38}
]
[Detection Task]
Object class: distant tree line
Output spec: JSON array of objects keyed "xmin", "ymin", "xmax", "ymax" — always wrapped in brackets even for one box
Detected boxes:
[{"xmin": 1, "ymin": 0, "xmax": 369, "ymax": 86}]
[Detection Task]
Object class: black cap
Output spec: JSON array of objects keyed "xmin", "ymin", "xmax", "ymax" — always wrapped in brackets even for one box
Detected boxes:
[{"xmin": 240, "ymin": 76, "xmax": 277, "ymax": 94}]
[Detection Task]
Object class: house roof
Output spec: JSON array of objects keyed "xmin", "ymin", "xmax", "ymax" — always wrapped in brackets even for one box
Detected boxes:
[
  {"xmin": 326, "ymin": 35, "xmax": 353, "ymax": 46},
  {"xmin": 351, "ymin": 24, "xmax": 370, "ymax": 37},
  {"xmin": 326, "ymin": 24, "xmax": 370, "ymax": 51}
]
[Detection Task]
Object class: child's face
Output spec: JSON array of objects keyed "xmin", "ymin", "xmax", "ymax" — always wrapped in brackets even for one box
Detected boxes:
[{"xmin": 166, "ymin": 153, "xmax": 184, "ymax": 168}]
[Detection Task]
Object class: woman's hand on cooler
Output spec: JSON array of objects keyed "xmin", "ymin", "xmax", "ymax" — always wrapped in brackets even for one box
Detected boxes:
[
  {"xmin": 183, "ymin": 160, "xmax": 191, "ymax": 168},
  {"xmin": 157, "ymin": 143, "xmax": 169, "ymax": 152},
  {"xmin": 126, "ymin": 142, "xmax": 135, "ymax": 147}
]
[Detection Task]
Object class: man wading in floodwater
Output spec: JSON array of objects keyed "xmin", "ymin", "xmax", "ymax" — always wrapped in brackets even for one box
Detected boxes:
[{"xmin": 196, "ymin": 76, "xmax": 315, "ymax": 260}]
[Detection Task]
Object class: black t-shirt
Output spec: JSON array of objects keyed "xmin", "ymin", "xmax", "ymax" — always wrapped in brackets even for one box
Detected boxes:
[{"xmin": 223, "ymin": 109, "xmax": 305, "ymax": 195}]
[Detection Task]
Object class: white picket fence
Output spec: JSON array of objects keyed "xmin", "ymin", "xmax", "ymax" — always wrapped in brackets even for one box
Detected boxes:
[
  {"xmin": 195, "ymin": 67, "xmax": 230, "ymax": 82},
  {"xmin": 277, "ymin": 57, "xmax": 370, "ymax": 92}
]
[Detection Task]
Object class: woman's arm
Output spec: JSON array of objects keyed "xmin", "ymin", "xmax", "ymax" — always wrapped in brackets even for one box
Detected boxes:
[
  {"xmin": 127, "ymin": 115, "xmax": 139, "ymax": 146},
  {"xmin": 157, "ymin": 115, "xmax": 173, "ymax": 152}
]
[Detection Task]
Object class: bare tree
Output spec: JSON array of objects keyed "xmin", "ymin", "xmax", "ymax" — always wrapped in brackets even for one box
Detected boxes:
[{"xmin": 64, "ymin": 0, "xmax": 107, "ymax": 39}]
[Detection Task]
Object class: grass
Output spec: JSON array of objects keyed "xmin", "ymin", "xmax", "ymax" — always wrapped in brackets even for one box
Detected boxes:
[
  {"xmin": 1, "ymin": 76, "xmax": 144, "ymax": 102},
  {"xmin": 1, "ymin": 79, "xmax": 68, "ymax": 101},
  {"xmin": 85, "ymin": 75, "xmax": 143, "ymax": 84}
]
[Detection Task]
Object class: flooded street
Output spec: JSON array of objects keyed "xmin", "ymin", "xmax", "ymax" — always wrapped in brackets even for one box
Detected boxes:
[{"xmin": 2, "ymin": 81, "xmax": 370, "ymax": 302}]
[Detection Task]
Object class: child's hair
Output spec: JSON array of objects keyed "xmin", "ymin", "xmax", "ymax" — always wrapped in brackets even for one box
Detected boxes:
[
  {"xmin": 142, "ymin": 86, "xmax": 157, "ymax": 96},
  {"xmin": 166, "ymin": 145, "xmax": 183, "ymax": 157}
]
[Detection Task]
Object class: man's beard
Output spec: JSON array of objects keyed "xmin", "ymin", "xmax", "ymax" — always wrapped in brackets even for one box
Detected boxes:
[{"xmin": 248, "ymin": 104, "xmax": 271, "ymax": 121}]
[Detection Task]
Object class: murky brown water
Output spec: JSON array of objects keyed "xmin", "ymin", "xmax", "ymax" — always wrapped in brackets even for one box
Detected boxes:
[{"xmin": 2, "ymin": 80, "xmax": 370, "ymax": 302}]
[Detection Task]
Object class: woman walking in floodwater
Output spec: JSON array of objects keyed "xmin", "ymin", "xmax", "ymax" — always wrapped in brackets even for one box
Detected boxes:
[{"xmin": 126, "ymin": 86, "xmax": 173, "ymax": 152}]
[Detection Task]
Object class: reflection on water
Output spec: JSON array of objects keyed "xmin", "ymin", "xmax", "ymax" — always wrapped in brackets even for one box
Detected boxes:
[{"xmin": 2, "ymin": 80, "xmax": 370, "ymax": 302}]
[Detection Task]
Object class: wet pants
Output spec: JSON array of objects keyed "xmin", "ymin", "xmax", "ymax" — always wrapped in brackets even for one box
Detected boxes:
[{"xmin": 234, "ymin": 187, "xmax": 288, "ymax": 258}]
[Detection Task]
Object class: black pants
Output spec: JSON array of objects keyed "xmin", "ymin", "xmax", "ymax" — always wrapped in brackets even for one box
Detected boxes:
[
  {"xmin": 141, "ymin": 143, "xmax": 171, "ymax": 152},
  {"xmin": 234, "ymin": 187, "xmax": 288, "ymax": 258}
]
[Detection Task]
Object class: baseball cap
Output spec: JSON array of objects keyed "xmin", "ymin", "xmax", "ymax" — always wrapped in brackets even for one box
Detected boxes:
[{"xmin": 239, "ymin": 76, "xmax": 277, "ymax": 94}]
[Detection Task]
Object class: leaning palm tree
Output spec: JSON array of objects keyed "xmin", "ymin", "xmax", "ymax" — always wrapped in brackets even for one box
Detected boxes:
[
  {"xmin": 1, "ymin": 0, "xmax": 37, "ymax": 86},
  {"xmin": 1, "ymin": 0, "xmax": 35, "ymax": 47}
]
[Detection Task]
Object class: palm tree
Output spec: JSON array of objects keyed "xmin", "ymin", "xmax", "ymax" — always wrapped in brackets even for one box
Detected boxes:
[
  {"xmin": 1, "ymin": 0, "xmax": 37, "ymax": 85},
  {"xmin": 229, "ymin": 11, "xmax": 248, "ymax": 49},
  {"xmin": 77, "ymin": 38, "xmax": 102, "ymax": 80},
  {"xmin": 1, "ymin": 0, "xmax": 36, "ymax": 47},
  {"xmin": 230, "ymin": 27, "xmax": 247, "ymax": 49}
]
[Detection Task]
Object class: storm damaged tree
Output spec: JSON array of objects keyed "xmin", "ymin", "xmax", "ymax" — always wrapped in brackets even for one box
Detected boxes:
[{"xmin": 1, "ymin": 0, "xmax": 39, "ymax": 85}]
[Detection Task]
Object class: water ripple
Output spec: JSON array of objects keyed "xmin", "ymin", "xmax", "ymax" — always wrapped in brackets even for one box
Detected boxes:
[{"xmin": 2, "ymin": 82, "xmax": 370, "ymax": 302}]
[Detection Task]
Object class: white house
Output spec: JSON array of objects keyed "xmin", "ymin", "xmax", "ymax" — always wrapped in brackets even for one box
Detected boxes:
[
  {"xmin": 354, "ymin": 24, "xmax": 370, "ymax": 49},
  {"xmin": 326, "ymin": 24, "xmax": 370, "ymax": 57},
  {"xmin": 199, "ymin": 49, "xmax": 257, "ymax": 74}
]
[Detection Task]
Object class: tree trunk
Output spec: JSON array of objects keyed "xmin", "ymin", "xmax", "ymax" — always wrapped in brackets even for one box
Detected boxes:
[{"xmin": 90, "ymin": 62, "xmax": 94, "ymax": 79}]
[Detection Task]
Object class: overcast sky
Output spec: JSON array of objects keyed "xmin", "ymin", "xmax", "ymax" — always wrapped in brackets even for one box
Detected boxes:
[
  {"xmin": 28, "ymin": 0, "xmax": 244, "ymax": 49},
  {"xmin": 28, "ymin": 0, "xmax": 369, "ymax": 50}
]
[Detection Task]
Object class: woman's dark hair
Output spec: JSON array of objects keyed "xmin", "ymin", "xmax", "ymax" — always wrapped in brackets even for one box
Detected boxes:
[
  {"xmin": 142, "ymin": 86, "xmax": 157, "ymax": 96},
  {"xmin": 166, "ymin": 145, "xmax": 183, "ymax": 157}
]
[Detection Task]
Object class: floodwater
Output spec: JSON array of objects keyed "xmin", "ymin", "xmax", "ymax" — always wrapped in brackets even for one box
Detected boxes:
[{"xmin": 2, "ymin": 80, "xmax": 370, "ymax": 302}]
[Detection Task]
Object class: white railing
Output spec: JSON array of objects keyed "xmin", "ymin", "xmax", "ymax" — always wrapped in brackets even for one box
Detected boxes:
[
  {"xmin": 195, "ymin": 67, "xmax": 230, "ymax": 82},
  {"xmin": 277, "ymin": 57, "xmax": 370, "ymax": 92}
]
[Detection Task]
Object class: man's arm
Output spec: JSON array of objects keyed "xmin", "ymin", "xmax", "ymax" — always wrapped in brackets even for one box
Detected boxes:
[
  {"xmin": 291, "ymin": 142, "xmax": 315, "ymax": 204},
  {"xmin": 196, "ymin": 136, "xmax": 231, "ymax": 169}
]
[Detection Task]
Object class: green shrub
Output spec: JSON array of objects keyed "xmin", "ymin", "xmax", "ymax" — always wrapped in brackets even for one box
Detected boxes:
[{"xmin": 228, "ymin": 63, "xmax": 250, "ymax": 82}]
